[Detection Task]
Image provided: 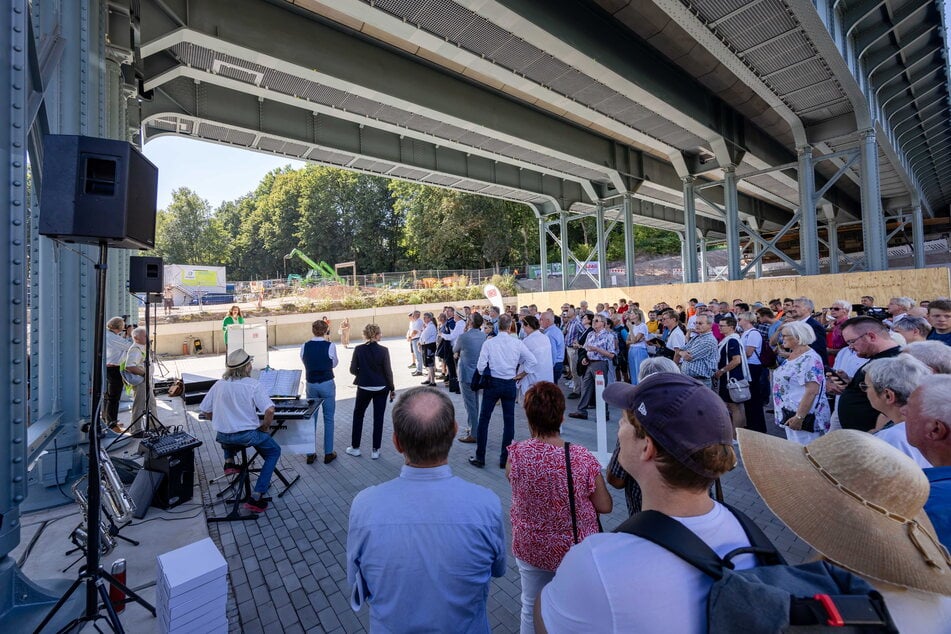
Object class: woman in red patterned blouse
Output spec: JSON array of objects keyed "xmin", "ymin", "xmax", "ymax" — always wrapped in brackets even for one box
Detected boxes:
[{"xmin": 506, "ymin": 381, "xmax": 612, "ymax": 634}]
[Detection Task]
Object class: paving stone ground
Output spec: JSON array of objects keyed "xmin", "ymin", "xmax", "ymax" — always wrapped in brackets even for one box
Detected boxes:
[{"xmin": 172, "ymin": 338, "xmax": 812, "ymax": 633}]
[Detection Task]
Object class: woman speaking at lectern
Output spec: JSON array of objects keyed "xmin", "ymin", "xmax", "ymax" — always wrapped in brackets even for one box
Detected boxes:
[{"xmin": 222, "ymin": 305, "xmax": 244, "ymax": 346}]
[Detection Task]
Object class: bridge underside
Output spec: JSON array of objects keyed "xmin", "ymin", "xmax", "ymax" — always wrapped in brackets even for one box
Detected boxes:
[{"xmin": 1, "ymin": 3, "xmax": 950, "ymax": 611}]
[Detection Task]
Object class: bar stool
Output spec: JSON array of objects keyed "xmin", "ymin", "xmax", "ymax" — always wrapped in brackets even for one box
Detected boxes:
[{"xmin": 208, "ymin": 444, "xmax": 259, "ymax": 523}]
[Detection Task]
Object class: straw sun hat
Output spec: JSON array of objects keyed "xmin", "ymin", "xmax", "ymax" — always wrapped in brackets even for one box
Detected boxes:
[{"xmin": 738, "ymin": 428, "xmax": 951, "ymax": 595}]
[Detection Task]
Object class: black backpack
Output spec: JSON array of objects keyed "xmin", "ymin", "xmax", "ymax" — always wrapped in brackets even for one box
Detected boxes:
[{"xmin": 615, "ymin": 506, "xmax": 897, "ymax": 633}]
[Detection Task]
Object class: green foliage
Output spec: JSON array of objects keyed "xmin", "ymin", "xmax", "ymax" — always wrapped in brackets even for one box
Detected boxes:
[
  {"xmin": 153, "ymin": 188, "xmax": 222, "ymax": 265},
  {"xmin": 151, "ymin": 160, "xmax": 679, "ymax": 283}
]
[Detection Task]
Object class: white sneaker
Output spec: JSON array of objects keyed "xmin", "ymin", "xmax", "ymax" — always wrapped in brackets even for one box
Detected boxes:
[
  {"xmin": 345, "ymin": 447, "xmax": 362, "ymax": 457},
  {"xmin": 371, "ymin": 450, "xmax": 380, "ymax": 460}
]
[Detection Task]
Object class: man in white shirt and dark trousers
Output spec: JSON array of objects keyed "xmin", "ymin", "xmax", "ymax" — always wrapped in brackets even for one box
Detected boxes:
[
  {"xmin": 469, "ymin": 314, "xmax": 536, "ymax": 469},
  {"xmin": 536, "ymin": 374, "xmax": 750, "ymax": 632},
  {"xmin": 200, "ymin": 349, "xmax": 278, "ymax": 513}
]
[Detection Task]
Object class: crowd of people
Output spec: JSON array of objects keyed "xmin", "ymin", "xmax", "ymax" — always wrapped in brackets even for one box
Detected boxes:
[
  {"xmin": 351, "ymin": 294, "xmax": 951, "ymax": 632},
  {"xmin": 164, "ymin": 291, "xmax": 951, "ymax": 632}
]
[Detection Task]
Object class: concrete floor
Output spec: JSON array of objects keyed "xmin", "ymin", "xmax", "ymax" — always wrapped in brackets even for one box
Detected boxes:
[{"xmin": 12, "ymin": 338, "xmax": 809, "ymax": 633}]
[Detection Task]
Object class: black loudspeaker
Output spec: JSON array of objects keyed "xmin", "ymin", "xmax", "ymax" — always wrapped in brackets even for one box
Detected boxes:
[
  {"xmin": 129, "ymin": 256, "xmax": 164, "ymax": 293},
  {"xmin": 39, "ymin": 135, "xmax": 158, "ymax": 249},
  {"xmin": 144, "ymin": 449, "xmax": 195, "ymax": 509}
]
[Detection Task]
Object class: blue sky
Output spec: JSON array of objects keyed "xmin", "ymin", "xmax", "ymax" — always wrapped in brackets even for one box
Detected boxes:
[{"xmin": 143, "ymin": 137, "xmax": 305, "ymax": 211}]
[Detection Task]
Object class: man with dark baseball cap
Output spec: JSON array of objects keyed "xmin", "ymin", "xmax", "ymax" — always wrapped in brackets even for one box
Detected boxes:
[{"xmin": 535, "ymin": 374, "xmax": 750, "ymax": 633}]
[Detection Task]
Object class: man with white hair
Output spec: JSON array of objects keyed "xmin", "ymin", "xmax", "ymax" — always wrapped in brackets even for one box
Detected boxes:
[
  {"xmin": 122, "ymin": 326, "xmax": 155, "ymax": 436},
  {"xmin": 539, "ymin": 310, "xmax": 565, "ymax": 380},
  {"xmin": 788, "ymin": 297, "xmax": 827, "ymax": 359},
  {"xmin": 885, "ymin": 297, "xmax": 913, "ymax": 327},
  {"xmin": 901, "ymin": 374, "xmax": 951, "ymax": 547},
  {"xmin": 200, "ymin": 349, "xmax": 278, "ymax": 513}
]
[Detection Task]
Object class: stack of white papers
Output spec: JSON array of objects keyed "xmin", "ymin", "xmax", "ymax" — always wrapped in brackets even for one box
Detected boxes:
[{"xmin": 156, "ymin": 538, "xmax": 228, "ymax": 633}]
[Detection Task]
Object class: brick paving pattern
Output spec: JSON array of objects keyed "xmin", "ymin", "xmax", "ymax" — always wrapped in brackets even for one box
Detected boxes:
[{"xmin": 176, "ymin": 340, "xmax": 812, "ymax": 633}]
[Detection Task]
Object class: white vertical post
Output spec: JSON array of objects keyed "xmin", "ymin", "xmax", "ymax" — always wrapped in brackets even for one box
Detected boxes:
[{"xmin": 594, "ymin": 372, "xmax": 610, "ymax": 466}]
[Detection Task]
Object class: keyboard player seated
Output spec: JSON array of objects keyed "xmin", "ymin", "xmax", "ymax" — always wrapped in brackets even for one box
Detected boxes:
[{"xmin": 199, "ymin": 349, "xmax": 279, "ymax": 513}]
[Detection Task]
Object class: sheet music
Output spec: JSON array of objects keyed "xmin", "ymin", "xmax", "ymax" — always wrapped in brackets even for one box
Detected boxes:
[{"xmin": 258, "ymin": 369, "xmax": 302, "ymax": 398}]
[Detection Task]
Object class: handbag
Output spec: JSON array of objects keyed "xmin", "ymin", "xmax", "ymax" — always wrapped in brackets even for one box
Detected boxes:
[
  {"xmin": 780, "ymin": 391, "xmax": 822, "ymax": 433},
  {"xmin": 780, "ymin": 408, "xmax": 816, "ymax": 433},
  {"xmin": 727, "ymin": 377, "xmax": 751, "ymax": 403},
  {"xmin": 721, "ymin": 335, "xmax": 751, "ymax": 403}
]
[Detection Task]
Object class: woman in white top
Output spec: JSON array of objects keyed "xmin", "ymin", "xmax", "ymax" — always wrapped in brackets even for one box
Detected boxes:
[
  {"xmin": 518, "ymin": 315, "xmax": 553, "ymax": 399},
  {"xmin": 625, "ymin": 310, "xmax": 649, "ymax": 384},
  {"xmin": 737, "ymin": 312, "xmax": 767, "ymax": 433},
  {"xmin": 771, "ymin": 321, "xmax": 830, "ymax": 444}
]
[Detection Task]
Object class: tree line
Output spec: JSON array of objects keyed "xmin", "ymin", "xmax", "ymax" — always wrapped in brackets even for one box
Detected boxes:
[{"xmin": 152, "ymin": 164, "xmax": 680, "ymax": 280}]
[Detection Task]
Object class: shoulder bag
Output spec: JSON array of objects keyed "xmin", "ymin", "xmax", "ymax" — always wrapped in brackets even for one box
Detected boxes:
[
  {"xmin": 721, "ymin": 335, "xmax": 751, "ymax": 403},
  {"xmin": 565, "ymin": 442, "xmax": 579, "ymax": 544}
]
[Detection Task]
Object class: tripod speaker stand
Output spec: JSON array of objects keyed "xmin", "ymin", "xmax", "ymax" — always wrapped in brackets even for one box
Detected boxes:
[
  {"xmin": 123, "ymin": 292, "xmax": 168, "ymax": 437},
  {"xmin": 33, "ymin": 243, "xmax": 155, "ymax": 634}
]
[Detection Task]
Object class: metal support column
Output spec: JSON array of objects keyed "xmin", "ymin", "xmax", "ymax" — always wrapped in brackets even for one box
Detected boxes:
[
  {"xmin": 682, "ymin": 177, "xmax": 699, "ymax": 283},
  {"xmin": 859, "ymin": 129, "xmax": 888, "ymax": 270},
  {"xmin": 560, "ymin": 211, "xmax": 569, "ymax": 292},
  {"xmin": 622, "ymin": 194, "xmax": 635, "ymax": 287},
  {"xmin": 798, "ymin": 146, "xmax": 820, "ymax": 275},
  {"xmin": 678, "ymin": 233, "xmax": 688, "ymax": 284},
  {"xmin": 723, "ymin": 167, "xmax": 742, "ymax": 280},
  {"xmin": 911, "ymin": 201, "xmax": 925, "ymax": 269},
  {"xmin": 538, "ymin": 217, "xmax": 548, "ymax": 292},
  {"xmin": 699, "ymin": 235, "xmax": 708, "ymax": 283},
  {"xmin": 595, "ymin": 202, "xmax": 607, "ymax": 288},
  {"xmin": 2, "ymin": 0, "xmax": 31, "ymax": 562},
  {"xmin": 827, "ymin": 220, "xmax": 840, "ymax": 274}
]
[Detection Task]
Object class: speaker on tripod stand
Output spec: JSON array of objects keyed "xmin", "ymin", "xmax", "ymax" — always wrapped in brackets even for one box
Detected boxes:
[
  {"xmin": 34, "ymin": 135, "xmax": 158, "ymax": 633},
  {"xmin": 125, "ymin": 256, "xmax": 168, "ymax": 438}
]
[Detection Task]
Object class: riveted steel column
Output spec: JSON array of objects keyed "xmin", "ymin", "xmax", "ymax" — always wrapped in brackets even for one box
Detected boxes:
[
  {"xmin": 682, "ymin": 177, "xmax": 699, "ymax": 283},
  {"xmin": 723, "ymin": 167, "xmax": 742, "ymax": 280},
  {"xmin": 859, "ymin": 130, "xmax": 888, "ymax": 270},
  {"xmin": 560, "ymin": 211, "xmax": 569, "ymax": 291},
  {"xmin": 798, "ymin": 146, "xmax": 820, "ymax": 275},
  {"xmin": 678, "ymin": 233, "xmax": 688, "ymax": 284},
  {"xmin": 911, "ymin": 202, "xmax": 925, "ymax": 269},
  {"xmin": 827, "ymin": 220, "xmax": 840, "ymax": 274},
  {"xmin": 595, "ymin": 201, "xmax": 607, "ymax": 288},
  {"xmin": 538, "ymin": 217, "xmax": 548, "ymax": 292},
  {"xmin": 622, "ymin": 194, "xmax": 635, "ymax": 287},
  {"xmin": 699, "ymin": 235, "xmax": 708, "ymax": 283},
  {"xmin": 1, "ymin": 0, "xmax": 31, "ymax": 560}
]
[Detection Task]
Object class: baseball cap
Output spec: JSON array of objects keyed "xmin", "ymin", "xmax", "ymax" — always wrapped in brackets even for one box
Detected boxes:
[
  {"xmin": 602, "ymin": 373, "xmax": 733, "ymax": 478},
  {"xmin": 226, "ymin": 349, "xmax": 253, "ymax": 368}
]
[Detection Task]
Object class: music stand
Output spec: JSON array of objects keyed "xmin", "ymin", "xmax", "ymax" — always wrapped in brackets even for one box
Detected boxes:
[{"xmin": 34, "ymin": 243, "xmax": 155, "ymax": 634}]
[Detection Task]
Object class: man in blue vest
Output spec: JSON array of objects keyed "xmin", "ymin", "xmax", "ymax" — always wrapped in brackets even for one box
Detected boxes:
[{"xmin": 301, "ymin": 319, "xmax": 339, "ymax": 464}]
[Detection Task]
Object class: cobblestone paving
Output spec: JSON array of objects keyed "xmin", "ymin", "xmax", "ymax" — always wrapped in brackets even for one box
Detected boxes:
[{"xmin": 174, "ymin": 340, "xmax": 812, "ymax": 633}]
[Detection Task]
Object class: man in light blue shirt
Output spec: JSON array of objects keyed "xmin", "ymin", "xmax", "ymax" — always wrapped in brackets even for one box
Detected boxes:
[
  {"xmin": 347, "ymin": 386, "xmax": 506, "ymax": 633},
  {"xmin": 903, "ymin": 375, "xmax": 951, "ymax": 549},
  {"xmin": 540, "ymin": 310, "xmax": 565, "ymax": 381}
]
